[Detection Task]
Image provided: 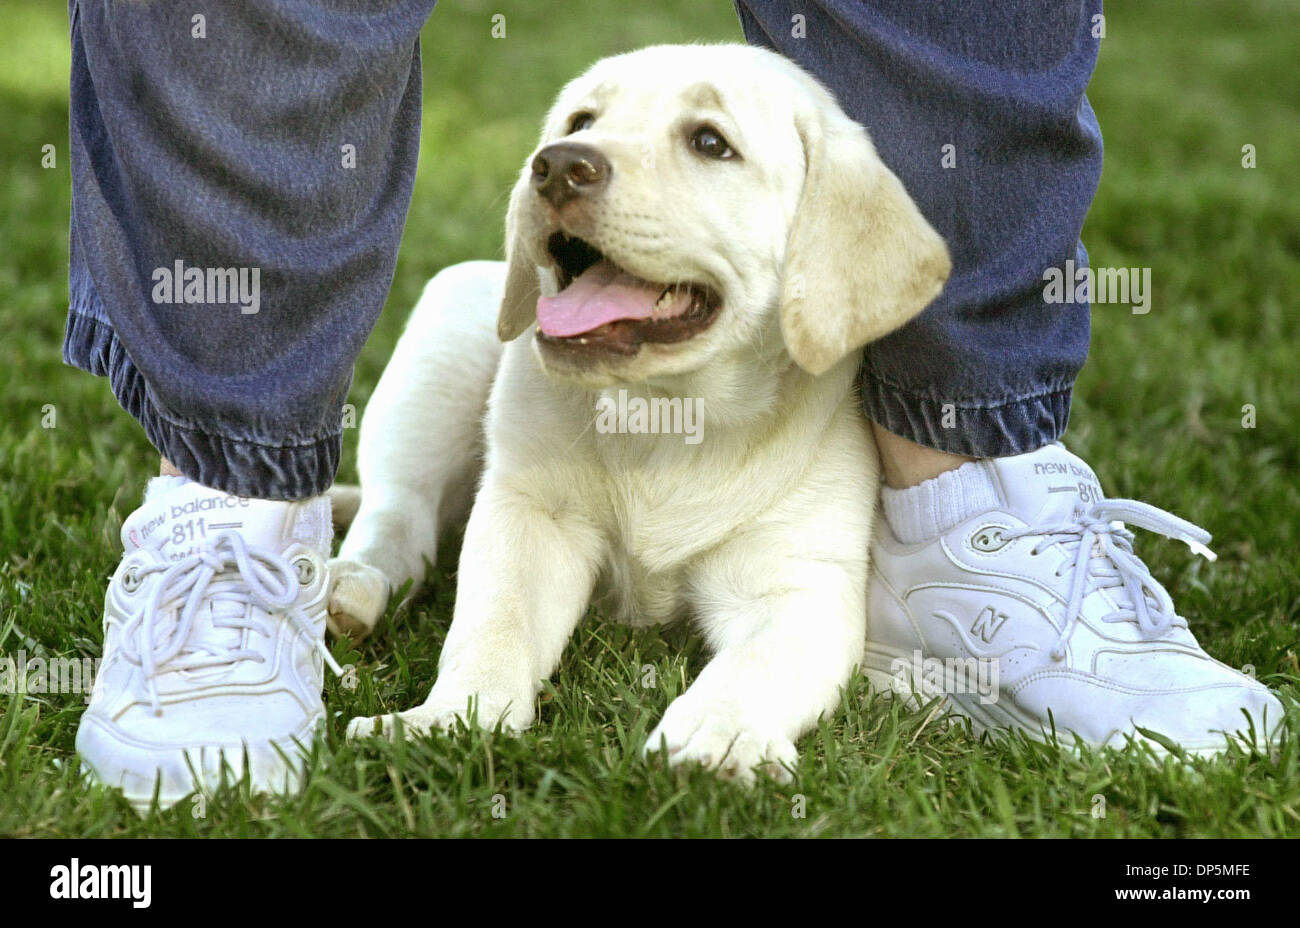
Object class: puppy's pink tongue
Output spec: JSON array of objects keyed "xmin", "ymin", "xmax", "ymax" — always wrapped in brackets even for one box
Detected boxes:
[{"xmin": 537, "ymin": 260, "xmax": 688, "ymax": 337}]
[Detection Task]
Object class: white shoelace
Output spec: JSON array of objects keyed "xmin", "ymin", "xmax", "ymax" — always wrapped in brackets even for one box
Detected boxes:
[
  {"xmin": 1003, "ymin": 499, "xmax": 1217, "ymax": 661},
  {"xmin": 119, "ymin": 532, "xmax": 342, "ymax": 715}
]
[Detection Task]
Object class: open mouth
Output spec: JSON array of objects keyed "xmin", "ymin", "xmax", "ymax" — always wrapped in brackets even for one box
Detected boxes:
[{"xmin": 535, "ymin": 232, "xmax": 720, "ymax": 356}]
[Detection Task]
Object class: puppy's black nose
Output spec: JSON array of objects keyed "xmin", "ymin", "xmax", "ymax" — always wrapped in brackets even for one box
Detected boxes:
[{"xmin": 531, "ymin": 142, "xmax": 610, "ymax": 208}]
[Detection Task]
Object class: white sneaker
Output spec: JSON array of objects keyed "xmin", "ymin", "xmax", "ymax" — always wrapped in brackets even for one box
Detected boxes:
[
  {"xmin": 76, "ymin": 477, "xmax": 340, "ymax": 809},
  {"xmin": 864, "ymin": 444, "xmax": 1283, "ymax": 755}
]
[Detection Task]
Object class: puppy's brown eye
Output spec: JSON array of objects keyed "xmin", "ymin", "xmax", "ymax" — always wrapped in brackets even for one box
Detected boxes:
[
  {"xmin": 568, "ymin": 112, "xmax": 596, "ymax": 134},
  {"xmin": 690, "ymin": 125, "xmax": 735, "ymax": 160}
]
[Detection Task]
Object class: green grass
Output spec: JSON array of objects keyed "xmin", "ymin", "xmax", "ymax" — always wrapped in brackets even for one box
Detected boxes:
[{"xmin": 2, "ymin": 0, "xmax": 1299, "ymax": 837}]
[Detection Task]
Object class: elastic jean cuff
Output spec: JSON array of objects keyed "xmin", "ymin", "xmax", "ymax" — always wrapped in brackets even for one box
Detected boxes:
[
  {"xmin": 859, "ymin": 370, "xmax": 1073, "ymax": 459},
  {"xmin": 62, "ymin": 311, "xmax": 340, "ymax": 500}
]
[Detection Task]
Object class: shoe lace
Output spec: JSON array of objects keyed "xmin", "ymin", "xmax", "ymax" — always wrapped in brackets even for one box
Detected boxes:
[
  {"xmin": 1003, "ymin": 499, "xmax": 1217, "ymax": 661},
  {"xmin": 119, "ymin": 532, "xmax": 343, "ymax": 715}
]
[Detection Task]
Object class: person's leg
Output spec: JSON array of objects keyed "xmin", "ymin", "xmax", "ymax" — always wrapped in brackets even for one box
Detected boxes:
[
  {"xmin": 736, "ymin": 0, "xmax": 1098, "ymax": 481},
  {"xmin": 66, "ymin": 0, "xmax": 436, "ymax": 808},
  {"xmin": 736, "ymin": 1, "xmax": 1282, "ymax": 752},
  {"xmin": 66, "ymin": 0, "xmax": 433, "ymax": 500}
]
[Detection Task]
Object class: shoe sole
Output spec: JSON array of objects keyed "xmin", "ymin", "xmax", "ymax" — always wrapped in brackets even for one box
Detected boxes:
[
  {"xmin": 79, "ymin": 714, "xmax": 325, "ymax": 813},
  {"xmin": 861, "ymin": 642, "xmax": 1276, "ymax": 759}
]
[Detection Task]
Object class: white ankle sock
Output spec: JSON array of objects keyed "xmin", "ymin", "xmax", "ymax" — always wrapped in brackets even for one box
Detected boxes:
[
  {"xmin": 144, "ymin": 474, "xmax": 192, "ymax": 502},
  {"xmin": 880, "ymin": 460, "xmax": 1000, "ymax": 544}
]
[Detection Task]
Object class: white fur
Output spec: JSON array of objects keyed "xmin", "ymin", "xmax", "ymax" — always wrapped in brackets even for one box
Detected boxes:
[{"xmin": 332, "ymin": 44, "xmax": 950, "ymax": 784}]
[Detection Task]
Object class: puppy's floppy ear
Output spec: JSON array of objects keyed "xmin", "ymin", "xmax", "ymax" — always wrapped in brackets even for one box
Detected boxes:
[
  {"xmin": 781, "ymin": 95, "xmax": 951, "ymax": 375},
  {"xmin": 497, "ymin": 173, "xmax": 542, "ymax": 342}
]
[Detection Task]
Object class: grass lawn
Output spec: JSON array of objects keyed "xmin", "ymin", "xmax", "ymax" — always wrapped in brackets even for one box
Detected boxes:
[{"xmin": 1, "ymin": 0, "xmax": 1298, "ymax": 837}]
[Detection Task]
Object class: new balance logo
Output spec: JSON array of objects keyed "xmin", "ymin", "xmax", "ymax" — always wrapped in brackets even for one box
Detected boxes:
[{"xmin": 971, "ymin": 606, "xmax": 1009, "ymax": 644}]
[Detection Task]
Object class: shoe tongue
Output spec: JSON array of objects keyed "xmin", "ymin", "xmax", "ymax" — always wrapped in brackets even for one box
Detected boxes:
[
  {"xmin": 121, "ymin": 479, "xmax": 331, "ymax": 561},
  {"xmin": 985, "ymin": 444, "xmax": 1105, "ymax": 524},
  {"xmin": 987, "ymin": 447, "xmax": 1181, "ymax": 629},
  {"xmin": 535, "ymin": 259, "xmax": 690, "ymax": 337},
  {"xmin": 120, "ymin": 480, "xmax": 332, "ymax": 678}
]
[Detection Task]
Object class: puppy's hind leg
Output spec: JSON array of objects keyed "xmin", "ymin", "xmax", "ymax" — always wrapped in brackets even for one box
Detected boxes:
[{"xmin": 329, "ymin": 261, "xmax": 506, "ymax": 640}]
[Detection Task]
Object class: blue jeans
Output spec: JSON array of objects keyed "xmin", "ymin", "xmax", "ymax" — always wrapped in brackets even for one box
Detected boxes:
[
  {"xmin": 735, "ymin": 0, "xmax": 1102, "ymax": 459},
  {"xmin": 65, "ymin": 0, "xmax": 433, "ymax": 499},
  {"xmin": 65, "ymin": 0, "xmax": 1102, "ymax": 500}
]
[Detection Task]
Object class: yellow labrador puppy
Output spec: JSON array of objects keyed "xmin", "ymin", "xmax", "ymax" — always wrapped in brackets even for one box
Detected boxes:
[{"xmin": 331, "ymin": 44, "xmax": 949, "ymax": 783}]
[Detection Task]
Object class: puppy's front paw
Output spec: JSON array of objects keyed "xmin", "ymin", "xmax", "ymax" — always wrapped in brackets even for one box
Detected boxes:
[
  {"xmin": 345, "ymin": 706, "xmax": 451, "ymax": 741},
  {"xmin": 346, "ymin": 687, "xmax": 534, "ymax": 741},
  {"xmin": 645, "ymin": 697, "xmax": 797, "ymax": 786},
  {"xmin": 326, "ymin": 558, "xmax": 389, "ymax": 641}
]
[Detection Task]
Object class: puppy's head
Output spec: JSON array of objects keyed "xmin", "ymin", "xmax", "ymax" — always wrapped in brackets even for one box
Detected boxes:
[{"xmin": 498, "ymin": 44, "xmax": 950, "ymax": 386}]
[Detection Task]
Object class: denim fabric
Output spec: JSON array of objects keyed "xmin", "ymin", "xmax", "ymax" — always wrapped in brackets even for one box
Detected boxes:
[
  {"xmin": 736, "ymin": 0, "xmax": 1103, "ymax": 457},
  {"xmin": 66, "ymin": 1, "xmax": 1102, "ymax": 500},
  {"xmin": 64, "ymin": 0, "xmax": 433, "ymax": 499}
]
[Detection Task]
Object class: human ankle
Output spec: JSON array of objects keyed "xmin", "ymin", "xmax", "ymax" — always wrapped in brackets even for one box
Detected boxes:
[{"xmin": 870, "ymin": 422, "xmax": 976, "ymax": 489}]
